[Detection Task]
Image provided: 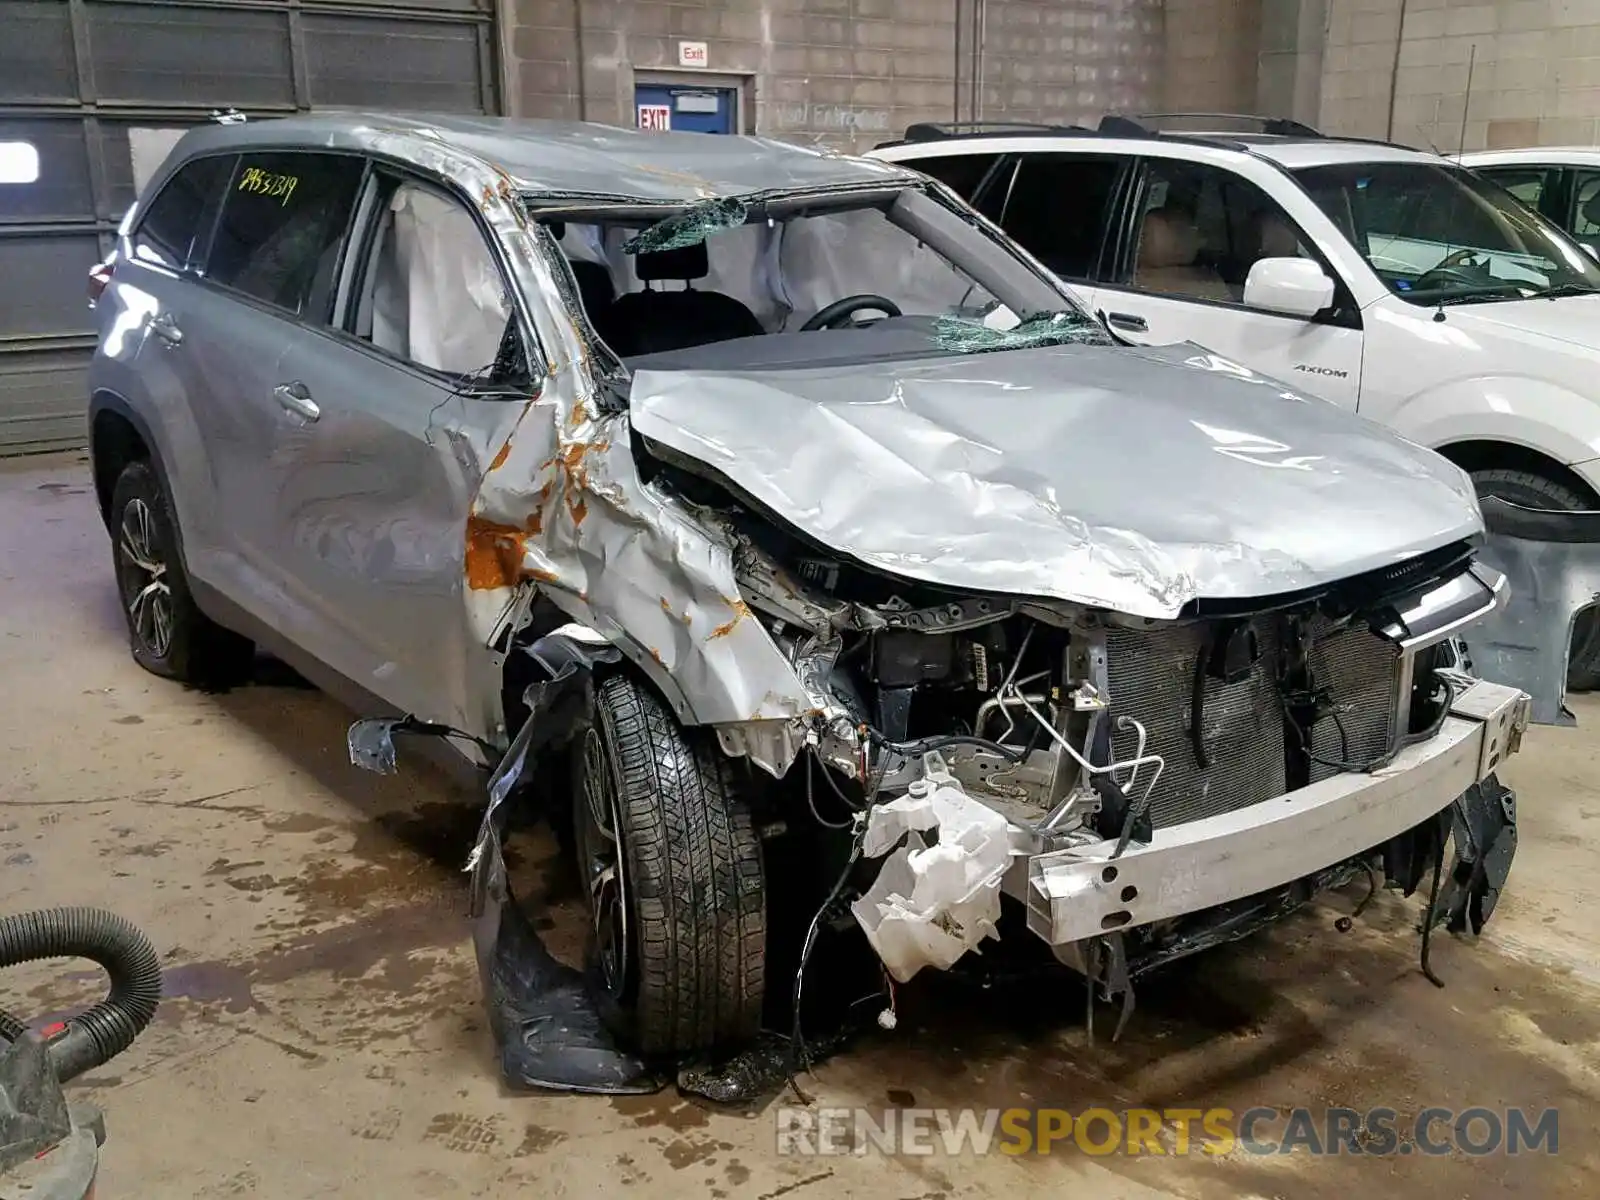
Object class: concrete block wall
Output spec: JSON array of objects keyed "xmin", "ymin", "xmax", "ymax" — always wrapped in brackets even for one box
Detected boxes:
[
  {"xmin": 1321, "ymin": 0, "xmax": 1600, "ymax": 150},
  {"xmin": 1164, "ymin": 0, "xmax": 1264, "ymax": 114},
  {"xmin": 503, "ymin": 0, "xmax": 1165, "ymax": 153},
  {"xmin": 978, "ymin": 0, "xmax": 1165, "ymax": 125}
]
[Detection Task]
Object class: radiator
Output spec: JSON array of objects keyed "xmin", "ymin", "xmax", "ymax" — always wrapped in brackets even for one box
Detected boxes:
[
  {"xmin": 1306, "ymin": 618, "xmax": 1402, "ymax": 783},
  {"xmin": 1104, "ymin": 620, "xmax": 1287, "ymax": 829}
]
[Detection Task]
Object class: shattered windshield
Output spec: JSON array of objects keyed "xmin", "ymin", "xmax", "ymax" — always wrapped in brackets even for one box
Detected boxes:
[
  {"xmin": 534, "ymin": 185, "xmax": 1110, "ymax": 363},
  {"xmin": 1296, "ymin": 161, "xmax": 1600, "ymax": 305}
]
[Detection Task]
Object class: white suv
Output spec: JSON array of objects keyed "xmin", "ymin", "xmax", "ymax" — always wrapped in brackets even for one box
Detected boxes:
[
  {"xmin": 870, "ymin": 115, "xmax": 1600, "ymax": 686},
  {"xmin": 1457, "ymin": 146, "xmax": 1600, "ymax": 260}
]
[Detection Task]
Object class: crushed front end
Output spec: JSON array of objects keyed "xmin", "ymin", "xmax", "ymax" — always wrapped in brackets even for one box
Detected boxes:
[{"xmin": 717, "ymin": 519, "xmax": 1527, "ymax": 1003}]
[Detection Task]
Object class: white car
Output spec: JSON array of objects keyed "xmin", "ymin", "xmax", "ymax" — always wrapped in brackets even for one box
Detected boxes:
[
  {"xmin": 869, "ymin": 115, "xmax": 1600, "ymax": 686},
  {"xmin": 1457, "ymin": 146, "xmax": 1600, "ymax": 260}
]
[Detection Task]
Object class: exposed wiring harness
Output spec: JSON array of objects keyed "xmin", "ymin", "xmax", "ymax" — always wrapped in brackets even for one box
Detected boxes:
[{"xmin": 804, "ymin": 748, "xmax": 860, "ymax": 831}]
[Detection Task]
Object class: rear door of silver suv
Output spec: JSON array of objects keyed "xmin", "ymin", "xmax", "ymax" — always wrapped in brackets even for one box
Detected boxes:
[{"xmin": 95, "ymin": 151, "xmax": 239, "ymax": 586}]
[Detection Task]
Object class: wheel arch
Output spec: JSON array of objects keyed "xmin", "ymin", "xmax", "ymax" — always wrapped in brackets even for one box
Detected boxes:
[
  {"xmin": 1433, "ymin": 438, "xmax": 1600, "ymax": 505},
  {"xmin": 89, "ymin": 391, "xmax": 180, "ymax": 541}
]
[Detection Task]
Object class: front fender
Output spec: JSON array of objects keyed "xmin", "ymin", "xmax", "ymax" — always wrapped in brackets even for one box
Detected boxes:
[{"xmin": 1385, "ymin": 376, "xmax": 1600, "ymax": 468}]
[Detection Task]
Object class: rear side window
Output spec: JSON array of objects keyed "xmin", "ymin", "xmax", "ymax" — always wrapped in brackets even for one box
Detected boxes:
[
  {"xmin": 203, "ymin": 152, "xmax": 366, "ymax": 319},
  {"xmin": 995, "ymin": 153, "xmax": 1123, "ymax": 280},
  {"xmin": 131, "ymin": 155, "xmax": 234, "ymax": 271}
]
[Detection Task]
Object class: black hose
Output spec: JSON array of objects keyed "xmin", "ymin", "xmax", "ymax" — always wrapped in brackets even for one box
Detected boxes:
[{"xmin": 0, "ymin": 908, "xmax": 162, "ymax": 1083}]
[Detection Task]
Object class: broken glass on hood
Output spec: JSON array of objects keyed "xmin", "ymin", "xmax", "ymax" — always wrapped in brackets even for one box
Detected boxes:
[{"xmin": 931, "ymin": 308, "xmax": 1114, "ymax": 353}]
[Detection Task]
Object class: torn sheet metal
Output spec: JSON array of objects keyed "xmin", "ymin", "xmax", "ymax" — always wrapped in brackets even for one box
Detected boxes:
[
  {"xmin": 347, "ymin": 716, "xmax": 495, "ymax": 775},
  {"xmin": 465, "ymin": 628, "xmax": 660, "ymax": 1094},
  {"xmin": 1465, "ymin": 497, "xmax": 1600, "ymax": 725},
  {"xmin": 629, "ymin": 342, "xmax": 1485, "ymax": 620},
  {"xmin": 851, "ymin": 755, "xmax": 1014, "ymax": 982},
  {"xmin": 470, "ymin": 627, "xmax": 620, "ymax": 882}
]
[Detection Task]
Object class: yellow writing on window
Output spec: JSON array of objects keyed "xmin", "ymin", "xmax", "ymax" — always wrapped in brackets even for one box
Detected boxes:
[{"xmin": 237, "ymin": 166, "xmax": 298, "ymax": 206}]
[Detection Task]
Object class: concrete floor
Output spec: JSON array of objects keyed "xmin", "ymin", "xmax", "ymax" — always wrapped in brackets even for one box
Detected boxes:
[{"xmin": 2, "ymin": 450, "xmax": 1598, "ymax": 1199}]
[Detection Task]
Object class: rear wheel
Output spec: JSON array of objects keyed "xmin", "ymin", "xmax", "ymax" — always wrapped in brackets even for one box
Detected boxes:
[
  {"xmin": 1471, "ymin": 466, "xmax": 1600, "ymax": 692},
  {"xmin": 573, "ymin": 673, "xmax": 766, "ymax": 1056},
  {"xmin": 110, "ymin": 460, "xmax": 255, "ymax": 687}
]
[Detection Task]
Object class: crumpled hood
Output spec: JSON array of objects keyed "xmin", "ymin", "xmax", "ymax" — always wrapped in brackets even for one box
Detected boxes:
[{"xmin": 628, "ymin": 342, "xmax": 1484, "ymax": 619}]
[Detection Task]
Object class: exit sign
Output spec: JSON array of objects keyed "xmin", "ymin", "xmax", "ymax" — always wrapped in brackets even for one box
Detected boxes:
[
  {"xmin": 637, "ymin": 104, "xmax": 671, "ymax": 132},
  {"xmin": 677, "ymin": 40, "xmax": 708, "ymax": 68}
]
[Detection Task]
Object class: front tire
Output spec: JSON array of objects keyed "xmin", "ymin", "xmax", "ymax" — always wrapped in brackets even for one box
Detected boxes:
[
  {"xmin": 573, "ymin": 673, "xmax": 766, "ymax": 1056},
  {"xmin": 110, "ymin": 460, "xmax": 254, "ymax": 687},
  {"xmin": 1471, "ymin": 466, "xmax": 1600, "ymax": 692}
]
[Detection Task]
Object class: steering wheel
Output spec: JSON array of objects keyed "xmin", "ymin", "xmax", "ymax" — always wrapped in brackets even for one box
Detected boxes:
[
  {"xmin": 1412, "ymin": 247, "xmax": 1483, "ymax": 292},
  {"xmin": 800, "ymin": 294, "xmax": 903, "ymax": 331}
]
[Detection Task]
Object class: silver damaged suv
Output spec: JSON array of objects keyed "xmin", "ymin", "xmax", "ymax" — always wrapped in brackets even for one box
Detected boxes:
[{"xmin": 89, "ymin": 114, "xmax": 1529, "ymax": 1059}]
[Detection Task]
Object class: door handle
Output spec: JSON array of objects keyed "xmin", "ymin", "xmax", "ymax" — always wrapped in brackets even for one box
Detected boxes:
[
  {"xmin": 149, "ymin": 312, "xmax": 183, "ymax": 346},
  {"xmin": 273, "ymin": 381, "xmax": 320, "ymax": 422},
  {"xmin": 1105, "ymin": 311, "xmax": 1148, "ymax": 333}
]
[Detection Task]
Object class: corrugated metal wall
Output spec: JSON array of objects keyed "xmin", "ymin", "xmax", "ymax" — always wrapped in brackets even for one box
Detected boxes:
[{"xmin": 0, "ymin": 0, "xmax": 500, "ymax": 455}]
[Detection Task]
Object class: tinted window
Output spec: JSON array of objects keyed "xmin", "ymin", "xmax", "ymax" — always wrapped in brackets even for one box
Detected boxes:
[
  {"xmin": 131, "ymin": 155, "xmax": 234, "ymax": 271},
  {"xmin": 995, "ymin": 153, "xmax": 1121, "ymax": 280},
  {"xmin": 204, "ymin": 152, "xmax": 365, "ymax": 318},
  {"xmin": 1127, "ymin": 159, "xmax": 1313, "ymax": 307},
  {"xmin": 913, "ymin": 153, "xmax": 1002, "ymax": 202}
]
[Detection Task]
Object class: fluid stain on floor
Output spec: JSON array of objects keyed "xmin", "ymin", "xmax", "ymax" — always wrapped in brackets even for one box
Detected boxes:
[{"xmin": 830, "ymin": 889, "xmax": 1600, "ymax": 1199}]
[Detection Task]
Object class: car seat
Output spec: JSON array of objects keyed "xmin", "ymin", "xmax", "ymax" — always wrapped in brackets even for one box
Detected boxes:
[
  {"xmin": 1135, "ymin": 207, "xmax": 1234, "ymax": 302},
  {"xmin": 1256, "ymin": 211, "xmax": 1306, "ymax": 259},
  {"xmin": 602, "ymin": 242, "xmax": 765, "ymax": 356},
  {"xmin": 544, "ymin": 220, "xmax": 617, "ymax": 323}
]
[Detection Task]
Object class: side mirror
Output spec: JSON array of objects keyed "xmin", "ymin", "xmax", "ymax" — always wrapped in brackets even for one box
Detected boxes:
[{"xmin": 1243, "ymin": 256, "xmax": 1335, "ymax": 318}]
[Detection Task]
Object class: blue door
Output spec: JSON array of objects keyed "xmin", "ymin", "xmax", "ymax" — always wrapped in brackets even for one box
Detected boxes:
[{"xmin": 635, "ymin": 84, "xmax": 736, "ymax": 134}]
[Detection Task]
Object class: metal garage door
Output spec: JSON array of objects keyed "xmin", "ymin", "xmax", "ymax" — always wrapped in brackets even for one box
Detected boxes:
[{"xmin": 0, "ymin": 0, "xmax": 499, "ymax": 455}]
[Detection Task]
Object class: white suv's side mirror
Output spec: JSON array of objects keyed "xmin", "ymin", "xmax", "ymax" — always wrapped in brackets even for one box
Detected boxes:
[{"xmin": 1243, "ymin": 257, "xmax": 1335, "ymax": 318}]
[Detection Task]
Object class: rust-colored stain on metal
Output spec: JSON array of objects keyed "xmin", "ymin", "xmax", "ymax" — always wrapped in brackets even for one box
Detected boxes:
[
  {"xmin": 488, "ymin": 437, "xmax": 513, "ymax": 472},
  {"xmin": 464, "ymin": 515, "xmax": 528, "ymax": 591},
  {"xmin": 707, "ymin": 599, "xmax": 752, "ymax": 640},
  {"xmin": 649, "ymin": 647, "xmax": 665, "ymax": 666},
  {"xmin": 567, "ymin": 398, "xmax": 590, "ymax": 431}
]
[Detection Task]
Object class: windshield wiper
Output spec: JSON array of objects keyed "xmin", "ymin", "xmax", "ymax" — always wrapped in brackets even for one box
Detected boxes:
[
  {"xmin": 1537, "ymin": 282, "xmax": 1600, "ymax": 300},
  {"xmin": 1429, "ymin": 284, "xmax": 1529, "ymax": 306}
]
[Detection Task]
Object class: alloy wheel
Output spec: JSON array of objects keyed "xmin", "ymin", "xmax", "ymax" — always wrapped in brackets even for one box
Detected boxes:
[{"xmin": 118, "ymin": 498, "xmax": 174, "ymax": 659}]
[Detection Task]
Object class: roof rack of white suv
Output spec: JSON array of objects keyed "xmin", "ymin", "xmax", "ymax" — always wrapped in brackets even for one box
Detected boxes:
[
  {"xmin": 1106, "ymin": 112, "xmax": 1324, "ymax": 138},
  {"xmin": 901, "ymin": 120, "xmax": 1089, "ymax": 141}
]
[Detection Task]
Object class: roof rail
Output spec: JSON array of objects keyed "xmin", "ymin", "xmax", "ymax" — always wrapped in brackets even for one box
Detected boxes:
[
  {"xmin": 901, "ymin": 120, "xmax": 1082, "ymax": 142},
  {"xmin": 1109, "ymin": 112, "xmax": 1324, "ymax": 138}
]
